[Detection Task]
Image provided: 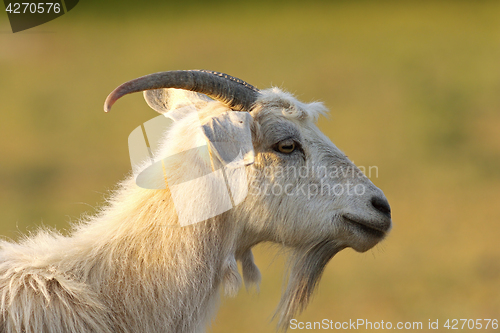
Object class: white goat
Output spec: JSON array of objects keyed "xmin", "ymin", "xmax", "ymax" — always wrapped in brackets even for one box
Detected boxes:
[{"xmin": 0, "ymin": 70, "xmax": 392, "ymax": 332}]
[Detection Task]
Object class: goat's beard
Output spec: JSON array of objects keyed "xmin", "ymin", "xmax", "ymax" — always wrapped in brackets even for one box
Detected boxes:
[{"xmin": 274, "ymin": 240, "xmax": 344, "ymax": 331}]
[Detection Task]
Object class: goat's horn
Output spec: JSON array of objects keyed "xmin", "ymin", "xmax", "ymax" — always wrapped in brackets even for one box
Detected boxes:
[{"xmin": 104, "ymin": 70, "xmax": 260, "ymax": 112}]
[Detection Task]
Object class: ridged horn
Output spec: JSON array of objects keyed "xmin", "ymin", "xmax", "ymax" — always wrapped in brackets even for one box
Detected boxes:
[{"xmin": 104, "ymin": 70, "xmax": 260, "ymax": 112}]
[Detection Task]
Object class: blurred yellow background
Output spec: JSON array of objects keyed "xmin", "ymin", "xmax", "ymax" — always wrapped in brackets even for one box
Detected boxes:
[{"xmin": 1, "ymin": 1, "xmax": 499, "ymax": 332}]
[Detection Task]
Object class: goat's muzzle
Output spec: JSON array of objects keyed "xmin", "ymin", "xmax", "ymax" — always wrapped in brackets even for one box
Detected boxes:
[{"xmin": 341, "ymin": 194, "xmax": 392, "ymax": 251}]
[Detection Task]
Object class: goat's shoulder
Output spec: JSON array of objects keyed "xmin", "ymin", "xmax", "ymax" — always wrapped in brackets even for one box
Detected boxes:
[{"xmin": 0, "ymin": 232, "xmax": 114, "ymax": 333}]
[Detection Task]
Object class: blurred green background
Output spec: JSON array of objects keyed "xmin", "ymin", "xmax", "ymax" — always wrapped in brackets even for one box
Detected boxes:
[{"xmin": 1, "ymin": 1, "xmax": 499, "ymax": 332}]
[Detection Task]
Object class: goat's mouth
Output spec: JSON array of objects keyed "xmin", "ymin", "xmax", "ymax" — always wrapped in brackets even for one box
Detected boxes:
[{"xmin": 342, "ymin": 214, "xmax": 389, "ymax": 240}]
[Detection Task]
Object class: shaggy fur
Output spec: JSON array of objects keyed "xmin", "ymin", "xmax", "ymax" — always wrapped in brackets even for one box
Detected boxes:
[{"xmin": 0, "ymin": 87, "xmax": 391, "ymax": 332}]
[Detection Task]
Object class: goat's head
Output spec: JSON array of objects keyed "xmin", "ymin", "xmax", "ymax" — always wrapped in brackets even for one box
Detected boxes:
[{"xmin": 105, "ymin": 70, "xmax": 392, "ymax": 328}]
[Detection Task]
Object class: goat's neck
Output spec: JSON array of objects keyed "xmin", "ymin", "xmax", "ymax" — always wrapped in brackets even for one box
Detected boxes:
[{"xmin": 70, "ymin": 183, "xmax": 239, "ymax": 332}]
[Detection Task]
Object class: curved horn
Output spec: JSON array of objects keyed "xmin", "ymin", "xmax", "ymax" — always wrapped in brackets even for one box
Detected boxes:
[{"xmin": 104, "ymin": 70, "xmax": 260, "ymax": 112}]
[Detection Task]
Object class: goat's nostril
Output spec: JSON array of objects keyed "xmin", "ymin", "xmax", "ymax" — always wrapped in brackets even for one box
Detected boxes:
[{"xmin": 371, "ymin": 196, "xmax": 391, "ymax": 218}]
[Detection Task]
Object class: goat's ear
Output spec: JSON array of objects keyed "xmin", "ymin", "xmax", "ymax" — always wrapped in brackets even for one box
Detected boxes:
[
  {"xmin": 201, "ymin": 112, "xmax": 254, "ymax": 168},
  {"xmin": 143, "ymin": 88, "xmax": 212, "ymax": 121},
  {"xmin": 143, "ymin": 89, "xmax": 170, "ymax": 113}
]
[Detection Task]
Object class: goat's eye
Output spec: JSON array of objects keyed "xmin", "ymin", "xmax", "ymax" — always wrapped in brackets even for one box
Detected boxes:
[{"xmin": 276, "ymin": 139, "xmax": 296, "ymax": 154}]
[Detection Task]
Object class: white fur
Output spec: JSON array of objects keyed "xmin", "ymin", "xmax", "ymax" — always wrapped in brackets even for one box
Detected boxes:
[{"xmin": 0, "ymin": 87, "xmax": 390, "ymax": 332}]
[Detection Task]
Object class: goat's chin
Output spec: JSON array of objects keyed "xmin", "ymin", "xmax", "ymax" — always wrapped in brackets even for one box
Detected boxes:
[
  {"xmin": 350, "ymin": 238, "xmax": 384, "ymax": 253},
  {"xmin": 340, "ymin": 230, "xmax": 386, "ymax": 254},
  {"xmin": 274, "ymin": 240, "xmax": 345, "ymax": 331}
]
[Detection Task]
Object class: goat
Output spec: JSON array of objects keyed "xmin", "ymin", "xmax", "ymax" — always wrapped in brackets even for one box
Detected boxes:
[{"xmin": 0, "ymin": 70, "xmax": 392, "ymax": 332}]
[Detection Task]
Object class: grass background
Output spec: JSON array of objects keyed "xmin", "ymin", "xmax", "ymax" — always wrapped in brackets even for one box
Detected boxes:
[{"xmin": 1, "ymin": 1, "xmax": 499, "ymax": 331}]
